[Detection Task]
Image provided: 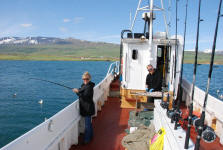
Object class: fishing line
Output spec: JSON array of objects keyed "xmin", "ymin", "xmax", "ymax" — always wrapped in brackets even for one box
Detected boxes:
[
  {"xmin": 185, "ymin": 0, "xmax": 202, "ymax": 148},
  {"xmin": 174, "ymin": 0, "xmax": 189, "ymax": 130},
  {"xmin": 195, "ymin": 0, "xmax": 222, "ymax": 149},
  {"xmin": 29, "ymin": 78, "xmax": 73, "ymax": 90}
]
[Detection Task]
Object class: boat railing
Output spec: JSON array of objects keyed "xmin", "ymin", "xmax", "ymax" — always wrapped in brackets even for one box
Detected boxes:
[
  {"xmin": 1, "ymin": 62, "xmax": 118, "ymax": 150},
  {"xmin": 106, "ymin": 61, "xmax": 119, "ymax": 76},
  {"xmin": 1, "ymin": 99, "xmax": 81, "ymax": 150},
  {"xmin": 181, "ymin": 78, "xmax": 223, "ymax": 141}
]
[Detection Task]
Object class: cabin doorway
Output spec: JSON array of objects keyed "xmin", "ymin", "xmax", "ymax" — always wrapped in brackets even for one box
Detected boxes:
[{"xmin": 157, "ymin": 45, "xmax": 170, "ymax": 87}]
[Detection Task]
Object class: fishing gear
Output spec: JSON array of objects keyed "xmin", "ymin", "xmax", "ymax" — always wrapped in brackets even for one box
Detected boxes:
[
  {"xmin": 170, "ymin": 0, "xmax": 178, "ymax": 124},
  {"xmin": 194, "ymin": 0, "xmax": 222, "ymax": 149},
  {"xmin": 29, "ymin": 78, "xmax": 73, "ymax": 90},
  {"xmin": 184, "ymin": 0, "xmax": 202, "ymax": 148},
  {"xmin": 160, "ymin": 46, "xmax": 169, "ymax": 110},
  {"xmin": 174, "ymin": 0, "xmax": 189, "ymax": 130}
]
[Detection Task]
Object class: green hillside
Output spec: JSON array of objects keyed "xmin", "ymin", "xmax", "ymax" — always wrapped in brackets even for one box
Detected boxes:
[
  {"xmin": 184, "ymin": 51, "xmax": 223, "ymax": 64},
  {"xmin": 0, "ymin": 44, "xmax": 222, "ymax": 64},
  {"xmin": 0, "ymin": 44, "xmax": 120, "ymax": 61}
]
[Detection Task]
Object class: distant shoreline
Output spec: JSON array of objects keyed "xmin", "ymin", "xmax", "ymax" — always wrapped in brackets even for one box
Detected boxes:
[
  {"xmin": 0, "ymin": 54, "xmax": 117, "ymax": 62},
  {"xmin": 0, "ymin": 54, "xmax": 223, "ymax": 64}
]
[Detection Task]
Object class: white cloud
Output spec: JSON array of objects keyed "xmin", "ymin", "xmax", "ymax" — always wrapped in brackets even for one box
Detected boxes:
[
  {"xmin": 63, "ymin": 18, "xmax": 71, "ymax": 23},
  {"xmin": 74, "ymin": 17, "xmax": 84, "ymax": 24},
  {"xmin": 20, "ymin": 24, "xmax": 32, "ymax": 27}
]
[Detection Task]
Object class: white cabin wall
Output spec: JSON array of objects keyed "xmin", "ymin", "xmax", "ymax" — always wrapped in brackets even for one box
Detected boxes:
[
  {"xmin": 168, "ymin": 35, "xmax": 183, "ymax": 97},
  {"xmin": 169, "ymin": 45, "xmax": 175, "ymax": 92},
  {"xmin": 174, "ymin": 35, "xmax": 183, "ymax": 98},
  {"xmin": 122, "ymin": 42, "xmax": 128, "ymax": 87},
  {"xmin": 121, "ymin": 39, "xmax": 157, "ymax": 90}
]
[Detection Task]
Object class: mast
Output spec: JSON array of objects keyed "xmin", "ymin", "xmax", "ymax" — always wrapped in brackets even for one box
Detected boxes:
[{"xmin": 130, "ymin": 0, "xmax": 168, "ymax": 37}]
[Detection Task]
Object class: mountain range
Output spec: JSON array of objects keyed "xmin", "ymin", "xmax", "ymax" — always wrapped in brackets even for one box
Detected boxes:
[
  {"xmin": 0, "ymin": 37, "xmax": 222, "ymax": 63},
  {"xmin": 0, "ymin": 36, "xmax": 116, "ymax": 46},
  {"xmin": 186, "ymin": 49, "xmax": 223, "ymax": 54},
  {"xmin": 0, "ymin": 36, "xmax": 120, "ymax": 60}
]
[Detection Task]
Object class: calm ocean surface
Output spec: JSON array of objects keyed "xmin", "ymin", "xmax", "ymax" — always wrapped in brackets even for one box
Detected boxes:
[{"xmin": 0, "ymin": 60, "xmax": 222, "ymax": 147}]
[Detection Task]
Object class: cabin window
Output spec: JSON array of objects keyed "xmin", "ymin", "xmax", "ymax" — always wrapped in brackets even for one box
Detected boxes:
[
  {"xmin": 132, "ymin": 49, "xmax": 138, "ymax": 60},
  {"xmin": 157, "ymin": 47, "xmax": 162, "ymax": 57}
]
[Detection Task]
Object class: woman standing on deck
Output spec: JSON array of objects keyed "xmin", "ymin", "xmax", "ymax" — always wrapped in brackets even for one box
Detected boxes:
[{"xmin": 72, "ymin": 72, "xmax": 95, "ymax": 144}]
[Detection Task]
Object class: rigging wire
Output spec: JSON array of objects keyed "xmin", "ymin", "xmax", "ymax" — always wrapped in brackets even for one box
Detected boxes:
[
  {"xmin": 174, "ymin": 0, "xmax": 189, "ymax": 130},
  {"xmin": 194, "ymin": 0, "xmax": 222, "ymax": 149},
  {"xmin": 184, "ymin": 0, "xmax": 202, "ymax": 148}
]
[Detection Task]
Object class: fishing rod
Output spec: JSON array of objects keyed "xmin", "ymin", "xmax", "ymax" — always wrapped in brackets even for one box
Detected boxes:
[
  {"xmin": 170, "ymin": 0, "xmax": 178, "ymax": 124},
  {"xmin": 194, "ymin": 0, "xmax": 222, "ymax": 149},
  {"xmin": 29, "ymin": 78, "xmax": 73, "ymax": 90},
  {"xmin": 184, "ymin": 0, "xmax": 202, "ymax": 148},
  {"xmin": 174, "ymin": 0, "xmax": 189, "ymax": 130}
]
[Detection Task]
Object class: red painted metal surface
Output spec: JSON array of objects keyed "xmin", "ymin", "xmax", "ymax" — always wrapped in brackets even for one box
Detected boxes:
[
  {"xmin": 180, "ymin": 104, "xmax": 223, "ymax": 150},
  {"xmin": 70, "ymin": 98, "xmax": 132, "ymax": 150},
  {"xmin": 70, "ymin": 79, "xmax": 223, "ymax": 150}
]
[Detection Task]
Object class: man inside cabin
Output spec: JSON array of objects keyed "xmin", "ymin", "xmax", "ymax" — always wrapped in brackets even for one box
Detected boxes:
[{"xmin": 146, "ymin": 64, "xmax": 162, "ymax": 103}]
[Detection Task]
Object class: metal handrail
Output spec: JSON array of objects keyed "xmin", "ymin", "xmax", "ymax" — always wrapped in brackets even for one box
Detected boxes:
[{"xmin": 106, "ymin": 61, "xmax": 119, "ymax": 76}]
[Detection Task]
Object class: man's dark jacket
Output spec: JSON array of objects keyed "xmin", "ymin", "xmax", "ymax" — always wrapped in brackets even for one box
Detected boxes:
[
  {"xmin": 76, "ymin": 81, "xmax": 95, "ymax": 116},
  {"xmin": 146, "ymin": 69, "xmax": 162, "ymax": 91}
]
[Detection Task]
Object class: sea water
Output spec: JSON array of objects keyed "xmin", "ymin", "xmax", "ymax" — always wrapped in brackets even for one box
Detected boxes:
[
  {"xmin": 0, "ymin": 60, "xmax": 110, "ymax": 147},
  {"xmin": 183, "ymin": 64, "xmax": 223, "ymax": 99},
  {"xmin": 0, "ymin": 61, "xmax": 222, "ymax": 147}
]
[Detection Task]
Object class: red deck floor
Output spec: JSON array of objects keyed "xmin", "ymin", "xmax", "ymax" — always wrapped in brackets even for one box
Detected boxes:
[
  {"xmin": 180, "ymin": 106, "xmax": 223, "ymax": 150},
  {"xmin": 70, "ymin": 79, "xmax": 223, "ymax": 150},
  {"xmin": 70, "ymin": 98, "xmax": 132, "ymax": 150}
]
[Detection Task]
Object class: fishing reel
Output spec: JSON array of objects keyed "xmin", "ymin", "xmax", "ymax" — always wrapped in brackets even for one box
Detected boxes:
[
  {"xmin": 172, "ymin": 110, "xmax": 182, "ymax": 122},
  {"xmin": 166, "ymin": 109, "xmax": 181, "ymax": 119},
  {"xmin": 192, "ymin": 116, "xmax": 201, "ymax": 131},
  {"xmin": 202, "ymin": 126, "xmax": 216, "ymax": 143},
  {"xmin": 166, "ymin": 109, "xmax": 175, "ymax": 118},
  {"xmin": 192, "ymin": 117, "xmax": 216, "ymax": 143},
  {"xmin": 160, "ymin": 101, "xmax": 169, "ymax": 109},
  {"xmin": 167, "ymin": 109, "xmax": 182, "ymax": 123}
]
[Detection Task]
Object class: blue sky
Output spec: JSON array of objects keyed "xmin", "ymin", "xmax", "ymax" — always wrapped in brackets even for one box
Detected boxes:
[{"xmin": 0, "ymin": 0, "xmax": 222, "ymax": 50}]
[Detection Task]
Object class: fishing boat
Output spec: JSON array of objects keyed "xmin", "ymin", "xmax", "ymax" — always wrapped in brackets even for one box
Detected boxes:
[{"xmin": 1, "ymin": 0, "xmax": 223, "ymax": 150}]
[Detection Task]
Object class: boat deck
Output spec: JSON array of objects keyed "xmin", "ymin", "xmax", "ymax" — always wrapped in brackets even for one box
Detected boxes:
[
  {"xmin": 70, "ymin": 97, "xmax": 132, "ymax": 150},
  {"xmin": 180, "ymin": 106, "xmax": 223, "ymax": 150},
  {"xmin": 70, "ymin": 79, "xmax": 223, "ymax": 150}
]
